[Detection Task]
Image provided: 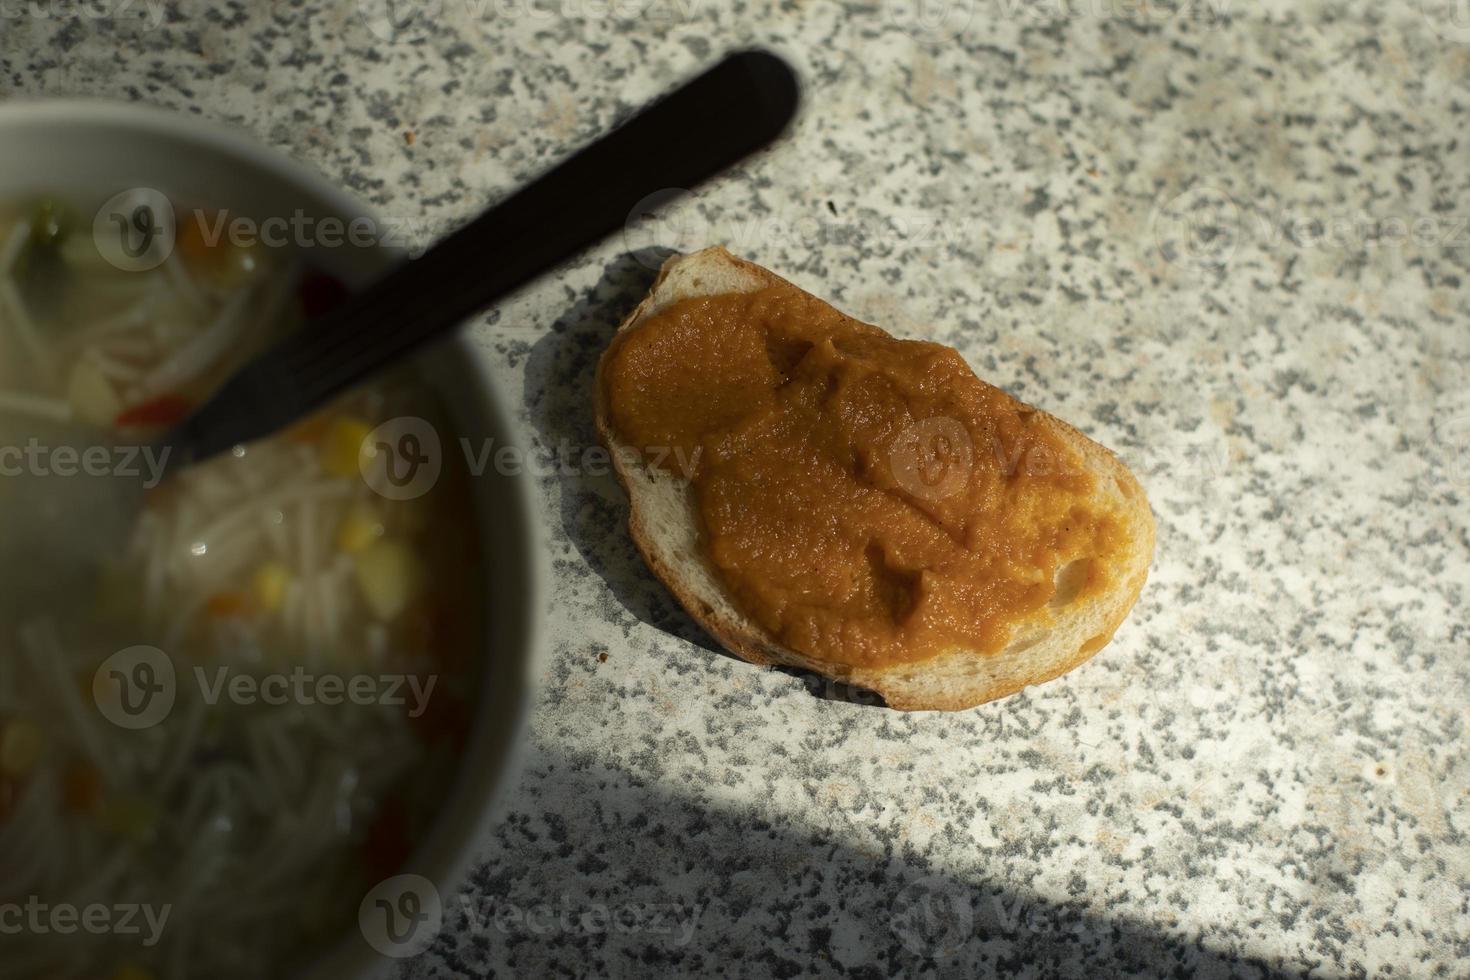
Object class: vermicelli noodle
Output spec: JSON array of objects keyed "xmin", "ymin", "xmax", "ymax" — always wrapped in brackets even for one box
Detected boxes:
[{"xmin": 0, "ymin": 195, "xmax": 484, "ymax": 979}]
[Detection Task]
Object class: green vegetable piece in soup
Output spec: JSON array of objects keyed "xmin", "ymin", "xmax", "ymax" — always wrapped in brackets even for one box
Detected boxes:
[{"xmin": 29, "ymin": 197, "xmax": 71, "ymax": 248}]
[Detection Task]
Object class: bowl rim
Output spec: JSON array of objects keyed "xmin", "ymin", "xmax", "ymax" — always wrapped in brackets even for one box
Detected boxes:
[{"xmin": 0, "ymin": 96, "xmax": 547, "ymax": 978}]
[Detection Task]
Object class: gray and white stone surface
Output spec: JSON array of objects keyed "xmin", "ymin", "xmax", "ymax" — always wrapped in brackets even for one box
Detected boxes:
[{"xmin": 4, "ymin": 0, "xmax": 1469, "ymax": 976}]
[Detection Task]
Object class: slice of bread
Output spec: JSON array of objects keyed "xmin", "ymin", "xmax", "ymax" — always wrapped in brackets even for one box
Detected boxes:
[{"xmin": 595, "ymin": 248, "xmax": 1155, "ymax": 711}]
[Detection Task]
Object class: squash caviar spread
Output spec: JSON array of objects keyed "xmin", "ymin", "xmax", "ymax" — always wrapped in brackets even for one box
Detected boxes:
[{"xmin": 600, "ymin": 285, "xmax": 1127, "ymax": 668}]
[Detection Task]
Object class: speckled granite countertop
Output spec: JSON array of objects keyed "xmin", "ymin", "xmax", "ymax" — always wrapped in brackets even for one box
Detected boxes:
[{"xmin": 6, "ymin": 1, "xmax": 1470, "ymax": 976}]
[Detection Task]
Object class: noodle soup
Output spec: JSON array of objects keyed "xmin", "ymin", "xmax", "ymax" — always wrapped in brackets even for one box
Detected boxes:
[{"xmin": 0, "ymin": 194, "xmax": 483, "ymax": 979}]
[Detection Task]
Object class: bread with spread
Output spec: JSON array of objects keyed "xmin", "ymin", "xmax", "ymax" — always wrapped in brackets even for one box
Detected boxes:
[{"xmin": 596, "ymin": 248, "xmax": 1154, "ymax": 710}]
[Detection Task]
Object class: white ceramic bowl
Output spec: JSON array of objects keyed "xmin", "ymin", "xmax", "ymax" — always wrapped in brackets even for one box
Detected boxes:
[{"xmin": 0, "ymin": 99, "xmax": 544, "ymax": 978}]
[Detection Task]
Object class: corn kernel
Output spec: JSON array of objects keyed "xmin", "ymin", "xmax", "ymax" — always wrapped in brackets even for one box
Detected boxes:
[
  {"xmin": 110, "ymin": 964, "xmax": 157, "ymax": 980},
  {"xmin": 101, "ymin": 795, "xmax": 158, "ymax": 843},
  {"xmin": 0, "ymin": 718, "xmax": 43, "ymax": 778},
  {"xmin": 253, "ymin": 561, "xmax": 291, "ymax": 613},
  {"xmin": 67, "ymin": 357, "xmax": 121, "ymax": 427},
  {"xmin": 336, "ymin": 504, "xmax": 384, "ymax": 554},
  {"xmin": 213, "ymin": 240, "xmax": 263, "ymax": 290},
  {"xmin": 285, "ymin": 412, "xmax": 330, "ymax": 445},
  {"xmin": 97, "ymin": 562, "xmax": 139, "ymax": 622},
  {"xmin": 205, "ymin": 591, "xmax": 251, "ymax": 619},
  {"xmin": 354, "ymin": 539, "xmax": 426, "ymax": 621},
  {"xmin": 323, "ymin": 417, "xmax": 374, "ymax": 477}
]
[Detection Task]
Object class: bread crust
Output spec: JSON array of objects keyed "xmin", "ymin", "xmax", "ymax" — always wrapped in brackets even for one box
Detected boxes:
[{"xmin": 595, "ymin": 248, "xmax": 1155, "ymax": 711}]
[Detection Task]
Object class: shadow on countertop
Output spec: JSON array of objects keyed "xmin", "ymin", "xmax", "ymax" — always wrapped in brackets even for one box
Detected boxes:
[
  {"xmin": 505, "ymin": 257, "xmax": 1296, "ymax": 977},
  {"xmin": 522, "ymin": 248, "xmax": 723, "ymax": 656},
  {"xmin": 522, "ymin": 250, "xmax": 885, "ymax": 706},
  {"xmin": 407, "ymin": 740, "xmax": 1300, "ymax": 979}
]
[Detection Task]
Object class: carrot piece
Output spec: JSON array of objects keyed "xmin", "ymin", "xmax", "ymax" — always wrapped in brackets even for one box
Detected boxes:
[
  {"xmin": 115, "ymin": 395, "xmax": 194, "ymax": 429},
  {"xmin": 205, "ymin": 592, "xmax": 252, "ymax": 618},
  {"xmin": 363, "ymin": 794, "xmax": 412, "ymax": 880},
  {"xmin": 63, "ymin": 761, "xmax": 103, "ymax": 814},
  {"xmin": 285, "ymin": 412, "xmax": 331, "ymax": 444},
  {"xmin": 176, "ymin": 212, "xmax": 223, "ymax": 262},
  {"xmin": 299, "ymin": 272, "xmax": 348, "ymax": 319}
]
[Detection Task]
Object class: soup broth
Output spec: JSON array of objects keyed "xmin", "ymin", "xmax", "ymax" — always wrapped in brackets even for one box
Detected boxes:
[{"xmin": 0, "ymin": 194, "xmax": 483, "ymax": 979}]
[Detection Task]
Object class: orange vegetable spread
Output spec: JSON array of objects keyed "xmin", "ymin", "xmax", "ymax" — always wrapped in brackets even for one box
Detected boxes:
[{"xmin": 600, "ymin": 285, "xmax": 1129, "ymax": 669}]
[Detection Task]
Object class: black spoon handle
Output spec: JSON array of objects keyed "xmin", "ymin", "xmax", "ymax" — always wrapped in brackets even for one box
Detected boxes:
[{"xmin": 168, "ymin": 50, "xmax": 799, "ymax": 464}]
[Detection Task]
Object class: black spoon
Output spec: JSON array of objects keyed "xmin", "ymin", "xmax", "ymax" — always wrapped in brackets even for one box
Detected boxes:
[
  {"xmin": 3, "ymin": 50, "xmax": 798, "ymax": 612},
  {"xmin": 170, "ymin": 49, "xmax": 798, "ymax": 465}
]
